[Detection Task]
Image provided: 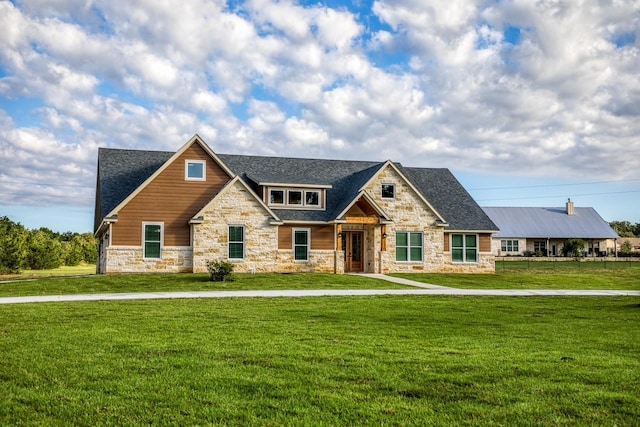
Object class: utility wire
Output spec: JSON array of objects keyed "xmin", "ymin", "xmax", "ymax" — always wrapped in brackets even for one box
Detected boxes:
[
  {"xmin": 468, "ymin": 178, "xmax": 640, "ymax": 191},
  {"xmin": 476, "ymin": 189, "xmax": 640, "ymax": 202}
]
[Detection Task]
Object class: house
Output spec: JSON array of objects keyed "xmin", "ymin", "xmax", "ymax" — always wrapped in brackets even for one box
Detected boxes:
[
  {"xmin": 94, "ymin": 135, "xmax": 498, "ymax": 274},
  {"xmin": 618, "ymin": 237, "xmax": 640, "ymax": 253},
  {"xmin": 482, "ymin": 201, "xmax": 619, "ymax": 257}
]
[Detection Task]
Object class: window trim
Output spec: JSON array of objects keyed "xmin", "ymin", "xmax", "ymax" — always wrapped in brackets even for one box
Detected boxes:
[
  {"xmin": 501, "ymin": 239, "xmax": 519, "ymax": 253},
  {"xmin": 293, "ymin": 228, "xmax": 311, "ymax": 262},
  {"xmin": 395, "ymin": 231, "xmax": 423, "ymax": 262},
  {"xmin": 269, "ymin": 189, "xmax": 285, "ymax": 205},
  {"xmin": 304, "ymin": 190, "xmax": 320, "ymax": 207},
  {"xmin": 451, "ymin": 233, "xmax": 478, "ymax": 263},
  {"xmin": 185, "ymin": 160, "xmax": 206, "ymax": 181},
  {"xmin": 228, "ymin": 225, "xmax": 245, "ymax": 260},
  {"xmin": 142, "ymin": 222, "xmax": 163, "ymax": 260},
  {"xmin": 288, "ymin": 190, "xmax": 303, "ymax": 206},
  {"xmin": 381, "ymin": 183, "xmax": 396, "ymax": 199}
]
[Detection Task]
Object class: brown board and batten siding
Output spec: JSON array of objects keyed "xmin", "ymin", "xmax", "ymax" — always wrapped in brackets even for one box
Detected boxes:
[
  {"xmin": 278, "ymin": 225, "xmax": 335, "ymax": 250},
  {"xmin": 112, "ymin": 144, "xmax": 231, "ymax": 247}
]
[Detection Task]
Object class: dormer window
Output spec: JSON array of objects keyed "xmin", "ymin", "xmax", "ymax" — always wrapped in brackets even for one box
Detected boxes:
[
  {"xmin": 267, "ymin": 186, "xmax": 327, "ymax": 210},
  {"xmin": 270, "ymin": 189, "xmax": 284, "ymax": 205},
  {"xmin": 185, "ymin": 160, "xmax": 206, "ymax": 181},
  {"xmin": 288, "ymin": 190, "xmax": 303, "ymax": 205},
  {"xmin": 381, "ymin": 183, "xmax": 395, "ymax": 199},
  {"xmin": 305, "ymin": 191, "xmax": 320, "ymax": 206}
]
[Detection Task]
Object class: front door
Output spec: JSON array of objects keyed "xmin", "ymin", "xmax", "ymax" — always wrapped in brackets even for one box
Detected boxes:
[{"xmin": 342, "ymin": 231, "xmax": 364, "ymax": 272}]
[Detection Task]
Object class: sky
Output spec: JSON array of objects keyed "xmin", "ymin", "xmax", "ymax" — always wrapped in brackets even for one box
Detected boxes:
[{"xmin": 1, "ymin": 0, "xmax": 639, "ymax": 233}]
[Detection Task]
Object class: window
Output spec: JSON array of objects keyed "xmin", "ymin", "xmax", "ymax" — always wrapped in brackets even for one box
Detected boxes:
[
  {"xmin": 534, "ymin": 241, "xmax": 546, "ymax": 255},
  {"xmin": 228, "ymin": 226, "xmax": 244, "ymax": 260},
  {"xmin": 396, "ymin": 232, "xmax": 423, "ymax": 262},
  {"xmin": 294, "ymin": 229, "xmax": 310, "ymax": 261},
  {"xmin": 185, "ymin": 160, "xmax": 206, "ymax": 181},
  {"xmin": 143, "ymin": 223, "xmax": 163, "ymax": 259},
  {"xmin": 501, "ymin": 240, "xmax": 519, "ymax": 253},
  {"xmin": 305, "ymin": 191, "xmax": 320, "ymax": 206},
  {"xmin": 270, "ymin": 189, "xmax": 284, "ymax": 205},
  {"xmin": 288, "ymin": 190, "xmax": 303, "ymax": 205},
  {"xmin": 382, "ymin": 183, "xmax": 395, "ymax": 199},
  {"xmin": 452, "ymin": 234, "xmax": 477, "ymax": 263}
]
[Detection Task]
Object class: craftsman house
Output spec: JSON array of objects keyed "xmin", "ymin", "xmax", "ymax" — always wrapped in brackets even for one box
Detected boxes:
[
  {"xmin": 94, "ymin": 135, "xmax": 498, "ymax": 274},
  {"xmin": 483, "ymin": 201, "xmax": 619, "ymax": 257}
]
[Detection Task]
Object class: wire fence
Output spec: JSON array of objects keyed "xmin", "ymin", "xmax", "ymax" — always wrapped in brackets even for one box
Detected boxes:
[{"xmin": 496, "ymin": 257, "xmax": 639, "ymax": 272}]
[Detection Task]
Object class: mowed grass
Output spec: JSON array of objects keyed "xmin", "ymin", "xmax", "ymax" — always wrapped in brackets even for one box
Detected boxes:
[
  {"xmin": 1, "ymin": 296, "xmax": 638, "ymax": 425},
  {"xmin": 0, "ymin": 272, "xmax": 407, "ymax": 297},
  {"xmin": 394, "ymin": 262, "xmax": 640, "ymax": 290}
]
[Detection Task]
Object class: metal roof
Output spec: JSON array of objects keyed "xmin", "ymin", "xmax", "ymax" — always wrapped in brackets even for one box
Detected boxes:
[{"xmin": 482, "ymin": 207, "xmax": 619, "ymax": 239}]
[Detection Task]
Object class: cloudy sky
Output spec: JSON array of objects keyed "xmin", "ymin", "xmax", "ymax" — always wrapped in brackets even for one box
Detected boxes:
[{"xmin": 1, "ymin": 0, "xmax": 639, "ymax": 233}]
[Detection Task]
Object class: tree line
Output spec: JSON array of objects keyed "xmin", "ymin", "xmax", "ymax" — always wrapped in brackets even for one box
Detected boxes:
[
  {"xmin": 609, "ymin": 221, "xmax": 640, "ymax": 238},
  {"xmin": 0, "ymin": 216, "xmax": 97, "ymax": 274}
]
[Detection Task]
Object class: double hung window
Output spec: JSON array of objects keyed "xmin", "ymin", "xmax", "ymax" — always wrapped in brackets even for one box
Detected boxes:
[
  {"xmin": 452, "ymin": 234, "xmax": 477, "ymax": 263},
  {"xmin": 294, "ymin": 229, "xmax": 310, "ymax": 261},
  {"xmin": 143, "ymin": 223, "xmax": 163, "ymax": 259},
  {"xmin": 228, "ymin": 226, "xmax": 245, "ymax": 260},
  {"xmin": 396, "ymin": 232, "xmax": 423, "ymax": 262},
  {"xmin": 501, "ymin": 240, "xmax": 519, "ymax": 253}
]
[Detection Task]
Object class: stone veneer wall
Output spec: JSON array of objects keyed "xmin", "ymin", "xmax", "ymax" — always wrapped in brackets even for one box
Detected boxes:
[
  {"xmin": 441, "ymin": 252, "xmax": 495, "ymax": 273},
  {"xmin": 192, "ymin": 180, "xmax": 280, "ymax": 273},
  {"xmin": 105, "ymin": 246, "xmax": 193, "ymax": 273},
  {"xmin": 364, "ymin": 166, "xmax": 447, "ymax": 273},
  {"xmin": 276, "ymin": 250, "xmax": 337, "ymax": 273}
]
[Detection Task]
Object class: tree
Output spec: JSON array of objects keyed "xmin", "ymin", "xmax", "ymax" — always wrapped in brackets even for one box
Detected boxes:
[
  {"xmin": 26, "ymin": 229, "xmax": 64, "ymax": 270},
  {"xmin": 561, "ymin": 238, "xmax": 586, "ymax": 259},
  {"xmin": 609, "ymin": 221, "xmax": 638, "ymax": 237},
  {"xmin": 0, "ymin": 216, "xmax": 28, "ymax": 274},
  {"xmin": 620, "ymin": 240, "xmax": 633, "ymax": 253}
]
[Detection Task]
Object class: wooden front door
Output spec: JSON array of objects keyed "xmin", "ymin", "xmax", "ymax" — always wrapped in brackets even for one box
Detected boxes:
[{"xmin": 342, "ymin": 231, "xmax": 364, "ymax": 272}]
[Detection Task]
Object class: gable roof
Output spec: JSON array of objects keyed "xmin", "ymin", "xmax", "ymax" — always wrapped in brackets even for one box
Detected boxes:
[
  {"xmin": 95, "ymin": 140, "xmax": 498, "ymax": 232},
  {"xmin": 482, "ymin": 207, "xmax": 619, "ymax": 239}
]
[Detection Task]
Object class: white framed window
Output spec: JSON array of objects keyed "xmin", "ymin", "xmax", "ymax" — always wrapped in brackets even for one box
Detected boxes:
[
  {"xmin": 293, "ymin": 229, "xmax": 310, "ymax": 261},
  {"xmin": 269, "ymin": 189, "xmax": 285, "ymax": 205},
  {"xmin": 288, "ymin": 190, "xmax": 303, "ymax": 205},
  {"xmin": 396, "ymin": 232, "xmax": 423, "ymax": 262},
  {"xmin": 142, "ymin": 222, "xmax": 163, "ymax": 260},
  {"xmin": 501, "ymin": 240, "xmax": 519, "ymax": 253},
  {"xmin": 228, "ymin": 225, "xmax": 245, "ymax": 260},
  {"xmin": 381, "ymin": 183, "xmax": 395, "ymax": 199},
  {"xmin": 185, "ymin": 160, "xmax": 206, "ymax": 181},
  {"xmin": 305, "ymin": 190, "xmax": 320, "ymax": 207},
  {"xmin": 452, "ymin": 234, "xmax": 477, "ymax": 263}
]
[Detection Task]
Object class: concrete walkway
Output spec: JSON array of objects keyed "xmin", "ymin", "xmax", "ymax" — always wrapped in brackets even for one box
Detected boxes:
[{"xmin": 1, "ymin": 288, "xmax": 638, "ymax": 305}]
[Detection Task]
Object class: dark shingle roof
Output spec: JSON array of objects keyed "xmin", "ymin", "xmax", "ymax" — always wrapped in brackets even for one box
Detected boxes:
[
  {"xmin": 482, "ymin": 207, "xmax": 619, "ymax": 238},
  {"xmin": 96, "ymin": 147, "xmax": 497, "ymax": 232},
  {"xmin": 401, "ymin": 167, "xmax": 498, "ymax": 231}
]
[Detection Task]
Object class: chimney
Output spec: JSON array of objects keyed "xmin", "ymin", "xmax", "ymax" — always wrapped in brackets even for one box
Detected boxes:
[{"xmin": 566, "ymin": 198, "xmax": 574, "ymax": 215}]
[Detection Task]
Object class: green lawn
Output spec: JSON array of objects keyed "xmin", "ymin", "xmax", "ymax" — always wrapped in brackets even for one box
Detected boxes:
[
  {"xmin": 393, "ymin": 263, "xmax": 640, "ymax": 290},
  {"xmin": 0, "ymin": 272, "xmax": 408, "ymax": 297},
  {"xmin": 1, "ymin": 296, "xmax": 638, "ymax": 425}
]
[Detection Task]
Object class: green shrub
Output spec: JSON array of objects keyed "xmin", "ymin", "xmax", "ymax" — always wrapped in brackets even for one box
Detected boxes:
[{"xmin": 207, "ymin": 260, "xmax": 234, "ymax": 282}]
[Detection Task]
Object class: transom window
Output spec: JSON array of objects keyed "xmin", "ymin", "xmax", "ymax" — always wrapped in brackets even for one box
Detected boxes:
[
  {"xmin": 452, "ymin": 234, "xmax": 477, "ymax": 263},
  {"xmin": 396, "ymin": 232, "xmax": 423, "ymax": 262},
  {"xmin": 228, "ymin": 226, "xmax": 245, "ymax": 260},
  {"xmin": 268, "ymin": 188, "xmax": 324, "ymax": 209},
  {"xmin": 381, "ymin": 183, "xmax": 395, "ymax": 199},
  {"xmin": 185, "ymin": 160, "xmax": 206, "ymax": 181},
  {"xmin": 294, "ymin": 229, "xmax": 310, "ymax": 261},
  {"xmin": 143, "ymin": 223, "xmax": 163, "ymax": 259},
  {"xmin": 501, "ymin": 240, "xmax": 519, "ymax": 253}
]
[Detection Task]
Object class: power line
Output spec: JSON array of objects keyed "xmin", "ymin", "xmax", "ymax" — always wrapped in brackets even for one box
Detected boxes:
[
  {"xmin": 476, "ymin": 189, "xmax": 640, "ymax": 202},
  {"xmin": 468, "ymin": 178, "xmax": 640, "ymax": 191},
  {"xmin": 0, "ymin": 191, "xmax": 94, "ymax": 201}
]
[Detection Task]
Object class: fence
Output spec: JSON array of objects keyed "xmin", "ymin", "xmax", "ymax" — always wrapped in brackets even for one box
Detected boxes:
[{"xmin": 496, "ymin": 257, "xmax": 639, "ymax": 272}]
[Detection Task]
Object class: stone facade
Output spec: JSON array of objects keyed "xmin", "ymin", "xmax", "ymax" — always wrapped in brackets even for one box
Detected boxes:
[
  {"xmin": 105, "ymin": 246, "xmax": 192, "ymax": 273},
  {"xmin": 362, "ymin": 165, "xmax": 448, "ymax": 273},
  {"xmin": 192, "ymin": 179, "xmax": 279, "ymax": 273}
]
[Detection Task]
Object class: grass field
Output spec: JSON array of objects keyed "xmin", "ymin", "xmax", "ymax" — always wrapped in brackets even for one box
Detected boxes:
[
  {"xmin": 1, "ymin": 296, "xmax": 638, "ymax": 425},
  {"xmin": 393, "ymin": 262, "xmax": 640, "ymax": 290},
  {"xmin": 0, "ymin": 272, "xmax": 408, "ymax": 297}
]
